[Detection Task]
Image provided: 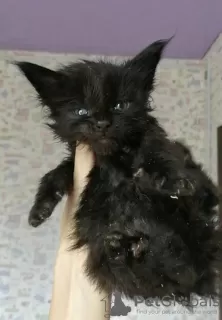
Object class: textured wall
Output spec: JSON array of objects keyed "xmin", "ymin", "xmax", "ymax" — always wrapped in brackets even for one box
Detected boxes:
[
  {"xmin": 0, "ymin": 48, "xmax": 218, "ymax": 320},
  {"xmin": 205, "ymin": 34, "xmax": 222, "ymax": 182}
]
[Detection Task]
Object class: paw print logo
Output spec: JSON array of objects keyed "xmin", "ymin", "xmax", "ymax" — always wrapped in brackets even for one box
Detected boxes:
[
  {"xmin": 110, "ymin": 292, "xmax": 131, "ymax": 317},
  {"xmin": 101, "ymin": 292, "xmax": 131, "ymax": 318}
]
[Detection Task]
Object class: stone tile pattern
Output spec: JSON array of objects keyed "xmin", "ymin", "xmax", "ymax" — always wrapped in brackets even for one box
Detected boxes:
[
  {"xmin": 208, "ymin": 57, "xmax": 222, "ymax": 182},
  {"xmin": 0, "ymin": 49, "xmax": 214, "ymax": 320}
]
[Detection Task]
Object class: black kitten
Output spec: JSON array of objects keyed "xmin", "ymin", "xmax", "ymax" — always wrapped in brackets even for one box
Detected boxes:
[
  {"xmin": 16, "ymin": 39, "xmax": 221, "ymax": 302},
  {"xmin": 17, "ymin": 39, "xmax": 196, "ymax": 227}
]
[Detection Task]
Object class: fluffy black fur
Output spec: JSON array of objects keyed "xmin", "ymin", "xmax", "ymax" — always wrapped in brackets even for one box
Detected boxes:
[{"xmin": 16, "ymin": 39, "xmax": 221, "ymax": 303}]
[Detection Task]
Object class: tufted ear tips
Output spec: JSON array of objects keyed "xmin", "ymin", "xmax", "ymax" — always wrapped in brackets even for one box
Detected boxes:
[
  {"xmin": 14, "ymin": 61, "xmax": 63, "ymax": 102},
  {"xmin": 125, "ymin": 36, "xmax": 174, "ymax": 90},
  {"xmin": 128, "ymin": 36, "xmax": 173, "ymax": 67}
]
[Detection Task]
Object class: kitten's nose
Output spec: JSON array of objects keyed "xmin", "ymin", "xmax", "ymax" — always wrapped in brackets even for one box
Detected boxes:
[{"xmin": 96, "ymin": 120, "xmax": 110, "ymax": 130}]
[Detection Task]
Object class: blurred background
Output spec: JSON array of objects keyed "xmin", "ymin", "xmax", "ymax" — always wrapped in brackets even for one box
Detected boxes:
[{"xmin": 0, "ymin": 1, "xmax": 222, "ymax": 319}]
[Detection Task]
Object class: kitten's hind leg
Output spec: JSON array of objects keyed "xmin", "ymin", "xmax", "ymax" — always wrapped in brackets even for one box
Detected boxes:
[
  {"xmin": 104, "ymin": 230, "xmax": 149, "ymax": 263},
  {"xmin": 29, "ymin": 157, "xmax": 74, "ymax": 227}
]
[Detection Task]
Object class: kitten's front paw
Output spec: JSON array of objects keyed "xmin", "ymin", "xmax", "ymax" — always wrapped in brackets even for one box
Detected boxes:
[
  {"xmin": 162, "ymin": 174, "xmax": 196, "ymax": 197},
  {"xmin": 134, "ymin": 168, "xmax": 196, "ymax": 196},
  {"xmin": 104, "ymin": 231, "xmax": 149, "ymax": 262},
  {"xmin": 28, "ymin": 205, "xmax": 52, "ymax": 227}
]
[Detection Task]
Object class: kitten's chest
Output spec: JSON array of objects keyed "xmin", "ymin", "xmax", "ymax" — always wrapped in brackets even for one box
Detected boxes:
[
  {"xmin": 99, "ymin": 153, "xmax": 135, "ymax": 187},
  {"xmin": 97, "ymin": 164, "xmax": 131, "ymax": 189},
  {"xmin": 84, "ymin": 155, "xmax": 133, "ymax": 202},
  {"xmin": 81, "ymin": 150, "xmax": 141, "ymax": 208},
  {"xmin": 78, "ymin": 152, "xmax": 147, "ymax": 221},
  {"xmin": 81, "ymin": 165, "xmax": 133, "ymax": 216}
]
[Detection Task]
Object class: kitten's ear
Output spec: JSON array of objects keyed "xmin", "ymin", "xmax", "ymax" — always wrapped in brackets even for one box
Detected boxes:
[
  {"xmin": 14, "ymin": 62, "xmax": 63, "ymax": 103},
  {"xmin": 125, "ymin": 38, "xmax": 172, "ymax": 88}
]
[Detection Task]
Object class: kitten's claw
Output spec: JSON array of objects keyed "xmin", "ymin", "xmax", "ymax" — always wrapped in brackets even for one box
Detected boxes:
[
  {"xmin": 131, "ymin": 237, "xmax": 149, "ymax": 258},
  {"xmin": 154, "ymin": 177, "xmax": 166, "ymax": 190},
  {"xmin": 133, "ymin": 168, "xmax": 144, "ymax": 178}
]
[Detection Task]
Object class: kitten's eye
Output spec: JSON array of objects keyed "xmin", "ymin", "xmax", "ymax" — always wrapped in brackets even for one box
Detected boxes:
[
  {"xmin": 114, "ymin": 102, "xmax": 130, "ymax": 112},
  {"xmin": 75, "ymin": 108, "xmax": 88, "ymax": 116}
]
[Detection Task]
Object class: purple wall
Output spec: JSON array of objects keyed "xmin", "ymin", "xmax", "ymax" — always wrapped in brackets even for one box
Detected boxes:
[{"xmin": 0, "ymin": 0, "xmax": 222, "ymax": 59}]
